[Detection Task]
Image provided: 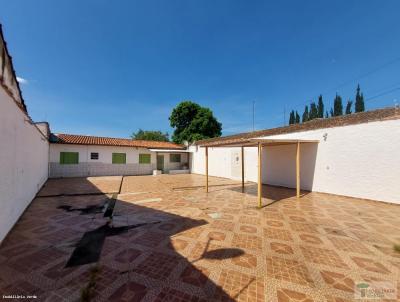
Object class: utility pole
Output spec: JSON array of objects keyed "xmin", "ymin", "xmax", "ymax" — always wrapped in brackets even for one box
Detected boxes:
[
  {"xmin": 284, "ymin": 105, "xmax": 286, "ymax": 126},
  {"xmin": 252, "ymin": 101, "xmax": 255, "ymax": 131}
]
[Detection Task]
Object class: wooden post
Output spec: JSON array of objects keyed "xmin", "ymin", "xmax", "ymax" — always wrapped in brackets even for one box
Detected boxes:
[
  {"xmin": 296, "ymin": 142, "xmax": 300, "ymax": 198},
  {"xmin": 205, "ymin": 146, "xmax": 209, "ymax": 193},
  {"xmin": 241, "ymin": 146, "xmax": 245, "ymax": 192},
  {"xmin": 257, "ymin": 143, "xmax": 262, "ymax": 208}
]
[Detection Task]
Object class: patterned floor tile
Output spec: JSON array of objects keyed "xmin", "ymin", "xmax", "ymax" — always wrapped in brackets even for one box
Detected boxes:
[
  {"xmin": 267, "ymin": 256, "xmax": 314, "ymax": 286},
  {"xmin": 264, "ymin": 227, "xmax": 293, "ymax": 241},
  {"xmin": 276, "ymin": 288, "xmax": 314, "ymax": 302},
  {"xmin": 108, "ymin": 281, "xmax": 148, "ymax": 302},
  {"xmin": 270, "ymin": 242, "xmax": 294, "ymax": 255},
  {"xmin": 134, "ymin": 252, "xmax": 179, "ymax": 280},
  {"xmin": 213, "ymin": 269, "xmax": 264, "ymax": 302},
  {"xmin": 320, "ymin": 270, "xmax": 355, "ymax": 293},
  {"xmin": 231, "ymin": 234, "xmax": 262, "ymax": 250},
  {"xmin": 1, "ymin": 174, "xmax": 400, "ymax": 301},
  {"xmin": 301, "ymin": 246, "xmax": 348, "ymax": 269}
]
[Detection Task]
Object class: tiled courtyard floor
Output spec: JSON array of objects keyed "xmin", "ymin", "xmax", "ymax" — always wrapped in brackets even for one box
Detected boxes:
[{"xmin": 0, "ymin": 174, "xmax": 399, "ymax": 301}]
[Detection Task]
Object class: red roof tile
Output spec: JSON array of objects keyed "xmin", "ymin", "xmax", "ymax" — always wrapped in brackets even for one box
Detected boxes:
[{"xmin": 51, "ymin": 133, "xmax": 185, "ymax": 150}]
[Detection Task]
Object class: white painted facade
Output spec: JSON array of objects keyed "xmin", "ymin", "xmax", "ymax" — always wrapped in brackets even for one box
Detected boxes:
[
  {"xmin": 190, "ymin": 119, "xmax": 400, "ymax": 204},
  {"xmin": 0, "ymin": 87, "xmax": 49, "ymax": 242},
  {"xmin": 49, "ymin": 143, "xmax": 189, "ymax": 177}
]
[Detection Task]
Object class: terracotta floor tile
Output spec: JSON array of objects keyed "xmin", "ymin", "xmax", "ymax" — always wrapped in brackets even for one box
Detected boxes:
[
  {"xmin": 155, "ymin": 287, "xmax": 207, "ymax": 302},
  {"xmin": 267, "ymin": 256, "xmax": 314, "ymax": 286},
  {"xmin": 301, "ymin": 246, "xmax": 349, "ymax": 269},
  {"xmin": 351, "ymin": 256, "xmax": 391, "ymax": 274},
  {"xmin": 276, "ymin": 288, "xmax": 314, "ymax": 302},
  {"xmin": 134, "ymin": 252, "xmax": 179, "ymax": 280},
  {"xmin": 232, "ymin": 234, "xmax": 262, "ymax": 250},
  {"xmin": 264, "ymin": 227, "xmax": 294, "ymax": 241},
  {"xmin": 1, "ymin": 174, "xmax": 399, "ymax": 301},
  {"xmin": 270, "ymin": 242, "xmax": 294, "ymax": 255},
  {"xmin": 108, "ymin": 281, "xmax": 148, "ymax": 302},
  {"xmin": 213, "ymin": 269, "xmax": 264, "ymax": 302},
  {"xmin": 320, "ymin": 270, "xmax": 355, "ymax": 293}
]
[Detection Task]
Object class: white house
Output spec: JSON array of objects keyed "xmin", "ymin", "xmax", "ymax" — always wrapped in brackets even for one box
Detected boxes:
[
  {"xmin": 190, "ymin": 107, "xmax": 400, "ymax": 205},
  {"xmin": 49, "ymin": 133, "xmax": 190, "ymax": 178}
]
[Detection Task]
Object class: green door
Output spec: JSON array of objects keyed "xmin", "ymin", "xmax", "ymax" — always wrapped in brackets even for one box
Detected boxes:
[{"xmin": 157, "ymin": 155, "xmax": 164, "ymax": 171}]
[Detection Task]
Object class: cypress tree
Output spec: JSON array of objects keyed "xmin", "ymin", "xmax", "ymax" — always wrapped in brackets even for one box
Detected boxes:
[
  {"xmin": 360, "ymin": 93, "xmax": 365, "ymax": 111},
  {"xmin": 345, "ymin": 100, "xmax": 353, "ymax": 114},
  {"xmin": 302, "ymin": 105, "xmax": 309, "ymax": 123},
  {"xmin": 333, "ymin": 94, "xmax": 343, "ymax": 116},
  {"xmin": 317, "ymin": 95, "xmax": 324, "ymax": 118},
  {"xmin": 309, "ymin": 102, "xmax": 318, "ymax": 120},
  {"xmin": 325, "ymin": 111, "xmax": 329, "ymax": 118},
  {"xmin": 289, "ymin": 110, "xmax": 295, "ymax": 125},
  {"xmin": 295, "ymin": 111, "xmax": 300, "ymax": 123},
  {"xmin": 355, "ymin": 84, "xmax": 365, "ymax": 112}
]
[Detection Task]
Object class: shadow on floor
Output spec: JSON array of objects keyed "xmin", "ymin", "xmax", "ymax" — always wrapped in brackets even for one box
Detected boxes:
[
  {"xmin": 228, "ymin": 183, "xmax": 311, "ymax": 207},
  {"xmin": 0, "ymin": 176, "xmax": 246, "ymax": 301}
]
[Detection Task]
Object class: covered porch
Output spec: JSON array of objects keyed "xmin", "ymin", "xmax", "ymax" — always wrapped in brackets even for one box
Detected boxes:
[{"xmin": 201, "ymin": 138, "xmax": 319, "ymax": 207}]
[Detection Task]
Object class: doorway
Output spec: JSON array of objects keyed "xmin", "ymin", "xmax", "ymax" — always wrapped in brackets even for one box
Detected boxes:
[{"xmin": 157, "ymin": 155, "xmax": 164, "ymax": 171}]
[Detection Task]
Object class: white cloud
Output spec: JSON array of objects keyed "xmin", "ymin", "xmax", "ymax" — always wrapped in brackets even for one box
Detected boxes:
[{"xmin": 16, "ymin": 77, "xmax": 28, "ymax": 84}]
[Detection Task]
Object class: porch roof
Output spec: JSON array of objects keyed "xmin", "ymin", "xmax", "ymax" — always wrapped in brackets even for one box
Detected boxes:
[{"xmin": 200, "ymin": 138, "xmax": 319, "ymax": 148}]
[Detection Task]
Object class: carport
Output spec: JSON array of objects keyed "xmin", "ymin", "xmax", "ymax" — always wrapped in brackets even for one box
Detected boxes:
[{"xmin": 200, "ymin": 138, "xmax": 319, "ymax": 207}]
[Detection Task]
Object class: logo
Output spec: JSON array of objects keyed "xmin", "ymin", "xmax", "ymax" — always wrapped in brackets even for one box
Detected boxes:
[{"xmin": 355, "ymin": 281, "xmax": 397, "ymax": 300}]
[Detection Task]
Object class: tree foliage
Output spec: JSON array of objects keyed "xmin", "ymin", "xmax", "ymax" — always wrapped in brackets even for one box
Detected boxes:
[
  {"xmin": 345, "ymin": 100, "xmax": 353, "ymax": 115},
  {"xmin": 131, "ymin": 129, "xmax": 169, "ymax": 141},
  {"xmin": 332, "ymin": 94, "xmax": 343, "ymax": 116},
  {"xmin": 289, "ymin": 110, "xmax": 295, "ymax": 125},
  {"xmin": 309, "ymin": 102, "xmax": 318, "ymax": 120},
  {"xmin": 317, "ymin": 95, "xmax": 324, "ymax": 118},
  {"xmin": 295, "ymin": 111, "xmax": 300, "ymax": 123},
  {"xmin": 302, "ymin": 105, "xmax": 309, "ymax": 123},
  {"xmin": 355, "ymin": 84, "xmax": 365, "ymax": 112},
  {"xmin": 288, "ymin": 85, "xmax": 365, "ymax": 124},
  {"xmin": 169, "ymin": 101, "xmax": 222, "ymax": 144}
]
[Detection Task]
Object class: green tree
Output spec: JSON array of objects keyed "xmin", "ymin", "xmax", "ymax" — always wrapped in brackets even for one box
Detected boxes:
[
  {"xmin": 345, "ymin": 100, "xmax": 353, "ymax": 115},
  {"xmin": 169, "ymin": 101, "xmax": 222, "ymax": 144},
  {"xmin": 355, "ymin": 84, "xmax": 365, "ymax": 112},
  {"xmin": 131, "ymin": 129, "xmax": 169, "ymax": 141},
  {"xmin": 295, "ymin": 111, "xmax": 300, "ymax": 123},
  {"xmin": 317, "ymin": 95, "xmax": 324, "ymax": 118},
  {"xmin": 332, "ymin": 94, "xmax": 343, "ymax": 116},
  {"xmin": 325, "ymin": 110, "xmax": 329, "ymax": 118},
  {"xmin": 289, "ymin": 110, "xmax": 295, "ymax": 125},
  {"xmin": 302, "ymin": 105, "xmax": 309, "ymax": 123},
  {"xmin": 309, "ymin": 102, "xmax": 318, "ymax": 120}
]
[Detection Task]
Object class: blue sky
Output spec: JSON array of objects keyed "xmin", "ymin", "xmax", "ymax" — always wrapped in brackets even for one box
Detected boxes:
[{"xmin": 2, "ymin": 0, "xmax": 400, "ymax": 137}]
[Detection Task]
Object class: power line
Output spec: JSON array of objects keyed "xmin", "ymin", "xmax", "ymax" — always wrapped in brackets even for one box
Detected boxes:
[
  {"xmin": 329, "ymin": 56, "xmax": 400, "ymax": 93},
  {"xmin": 365, "ymin": 86, "xmax": 400, "ymax": 102},
  {"xmin": 288, "ymin": 55, "xmax": 400, "ymax": 111}
]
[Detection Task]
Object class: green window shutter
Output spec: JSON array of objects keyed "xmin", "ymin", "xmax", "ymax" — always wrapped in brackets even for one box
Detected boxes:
[
  {"xmin": 170, "ymin": 154, "xmax": 181, "ymax": 163},
  {"xmin": 60, "ymin": 152, "xmax": 79, "ymax": 164},
  {"xmin": 112, "ymin": 153, "xmax": 126, "ymax": 164},
  {"xmin": 139, "ymin": 154, "xmax": 151, "ymax": 164}
]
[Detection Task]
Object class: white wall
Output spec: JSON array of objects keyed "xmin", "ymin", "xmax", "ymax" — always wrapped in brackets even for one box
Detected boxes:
[
  {"xmin": 189, "ymin": 145, "xmax": 258, "ymax": 182},
  {"xmin": 50, "ymin": 144, "xmax": 156, "ymax": 164},
  {"xmin": 157, "ymin": 152, "xmax": 189, "ymax": 172},
  {"xmin": 190, "ymin": 119, "xmax": 400, "ymax": 204},
  {"xmin": 0, "ymin": 87, "xmax": 49, "ymax": 242}
]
